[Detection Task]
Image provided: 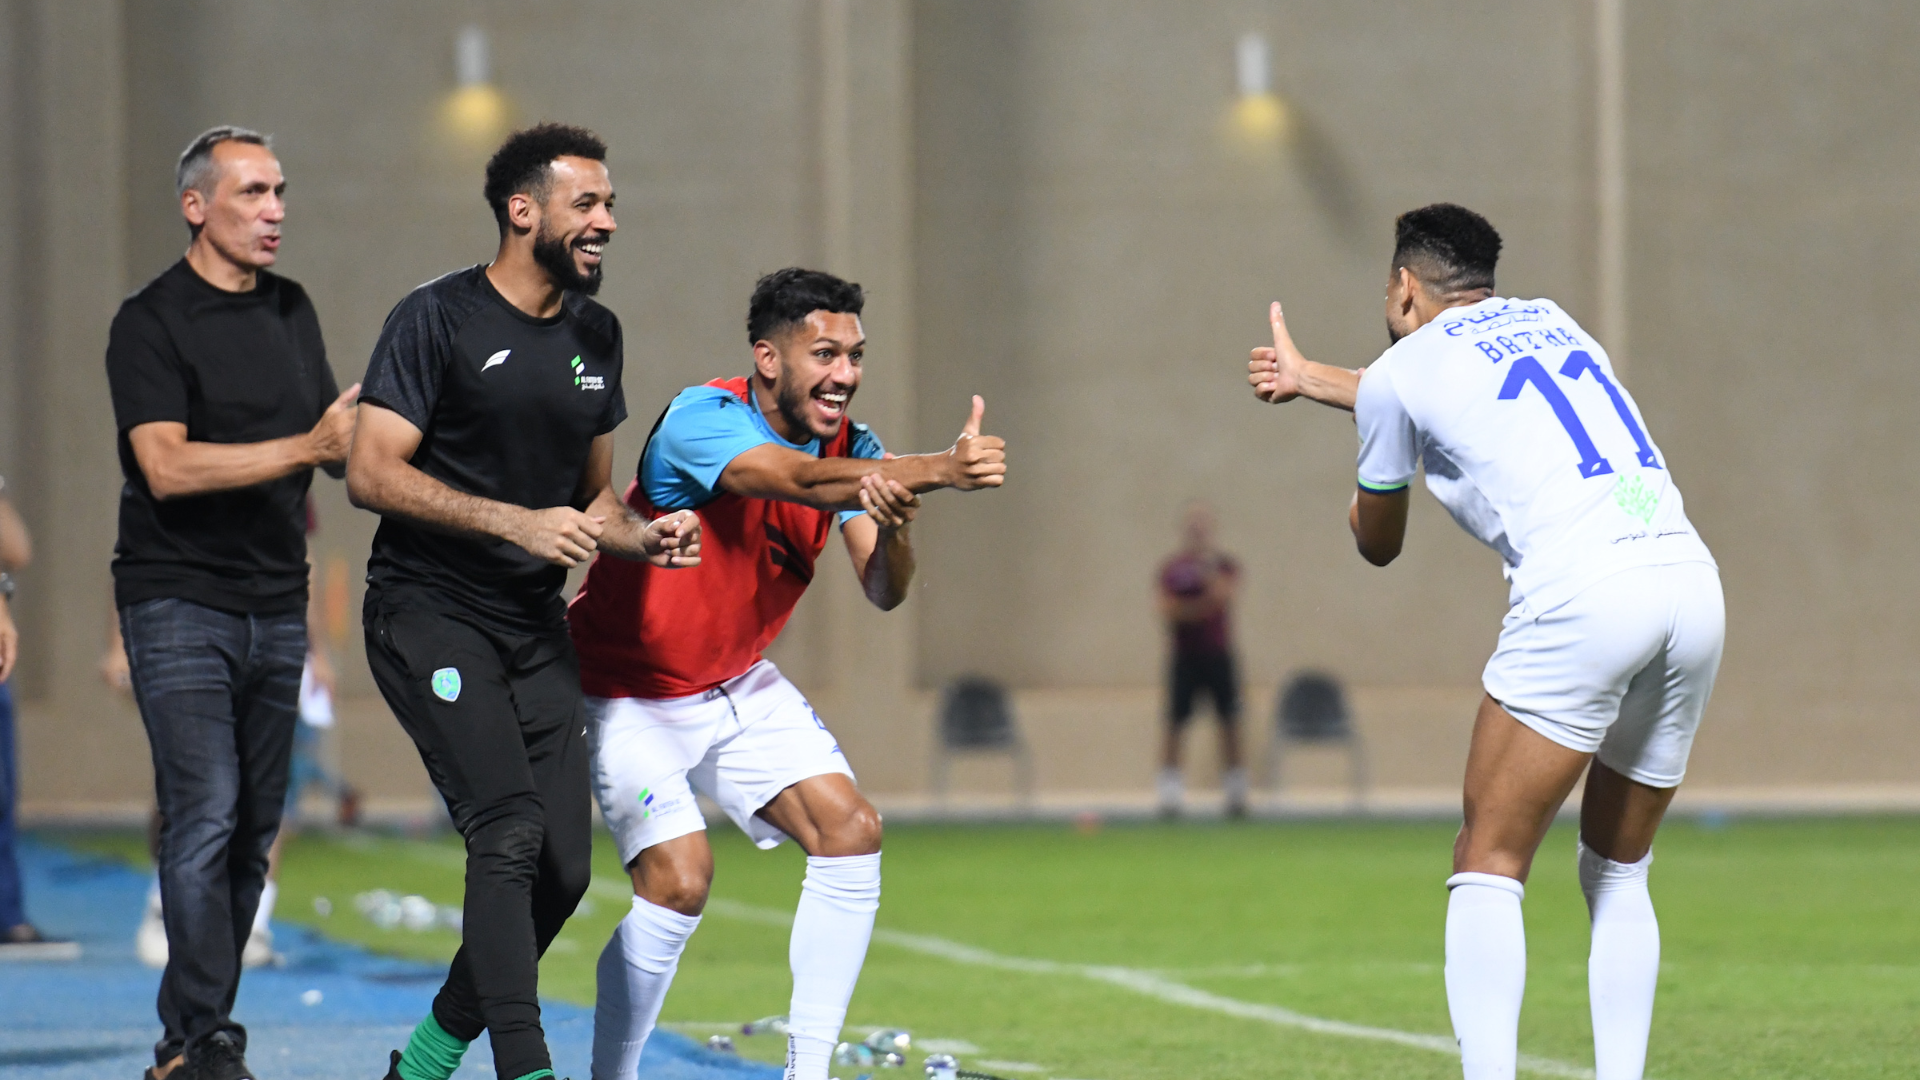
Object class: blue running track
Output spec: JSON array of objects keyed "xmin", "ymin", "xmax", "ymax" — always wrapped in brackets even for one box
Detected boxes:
[{"xmin": 0, "ymin": 837, "xmax": 779, "ymax": 1080}]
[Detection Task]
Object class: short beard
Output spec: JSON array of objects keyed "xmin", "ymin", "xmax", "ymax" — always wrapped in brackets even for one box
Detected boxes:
[
  {"xmin": 774, "ymin": 372, "xmax": 820, "ymax": 438},
  {"xmin": 532, "ymin": 223, "xmax": 602, "ymax": 296},
  {"xmin": 1386, "ymin": 317, "xmax": 1405, "ymax": 345}
]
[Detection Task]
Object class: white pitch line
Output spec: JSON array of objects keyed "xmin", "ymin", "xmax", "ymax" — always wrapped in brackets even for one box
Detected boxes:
[
  {"xmin": 675, "ymin": 893, "xmax": 1594, "ymax": 1080},
  {"xmin": 395, "ymin": 848, "xmax": 1590, "ymax": 1076}
]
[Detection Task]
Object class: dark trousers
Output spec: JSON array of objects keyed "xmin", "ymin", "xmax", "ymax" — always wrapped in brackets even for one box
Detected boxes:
[
  {"xmin": 123, "ymin": 598, "xmax": 304, "ymax": 1065},
  {"xmin": 365, "ymin": 601, "xmax": 591, "ymax": 1080},
  {"xmin": 0, "ymin": 682, "xmax": 23, "ymax": 930}
]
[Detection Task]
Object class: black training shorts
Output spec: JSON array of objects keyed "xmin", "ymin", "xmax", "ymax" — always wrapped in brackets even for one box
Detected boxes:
[{"xmin": 1169, "ymin": 650, "xmax": 1241, "ymax": 727}]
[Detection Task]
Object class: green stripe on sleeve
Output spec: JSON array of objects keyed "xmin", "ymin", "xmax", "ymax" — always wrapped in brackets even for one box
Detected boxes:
[{"xmin": 1357, "ymin": 476, "xmax": 1410, "ymax": 494}]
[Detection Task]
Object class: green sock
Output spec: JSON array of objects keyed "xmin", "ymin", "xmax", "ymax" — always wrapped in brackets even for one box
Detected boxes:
[
  {"xmin": 395, "ymin": 1014, "xmax": 470, "ymax": 1080},
  {"xmin": 508, "ymin": 1071, "xmax": 555, "ymax": 1080}
]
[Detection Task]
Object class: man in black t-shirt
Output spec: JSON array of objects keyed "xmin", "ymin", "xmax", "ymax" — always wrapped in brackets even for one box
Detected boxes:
[
  {"xmin": 106, "ymin": 126, "xmax": 358, "ymax": 1080},
  {"xmin": 348, "ymin": 124, "xmax": 699, "ymax": 1080}
]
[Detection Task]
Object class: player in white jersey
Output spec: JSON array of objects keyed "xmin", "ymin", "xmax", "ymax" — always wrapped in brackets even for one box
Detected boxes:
[{"xmin": 1248, "ymin": 204, "xmax": 1723, "ymax": 1080}]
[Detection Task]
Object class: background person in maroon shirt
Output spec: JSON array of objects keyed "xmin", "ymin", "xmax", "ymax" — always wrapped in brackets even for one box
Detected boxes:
[{"xmin": 1156, "ymin": 500, "xmax": 1246, "ymax": 817}]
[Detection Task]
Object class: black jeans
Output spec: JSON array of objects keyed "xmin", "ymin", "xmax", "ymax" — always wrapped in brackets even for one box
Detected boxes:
[
  {"xmin": 365, "ymin": 599, "xmax": 591, "ymax": 1080},
  {"xmin": 123, "ymin": 598, "xmax": 304, "ymax": 1066}
]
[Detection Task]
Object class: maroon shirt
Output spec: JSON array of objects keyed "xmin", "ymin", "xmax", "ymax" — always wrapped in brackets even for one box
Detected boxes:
[{"xmin": 1159, "ymin": 551, "xmax": 1238, "ymax": 657}]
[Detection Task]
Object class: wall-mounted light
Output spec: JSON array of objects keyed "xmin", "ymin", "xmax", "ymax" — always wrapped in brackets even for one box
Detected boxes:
[
  {"xmin": 443, "ymin": 23, "xmax": 511, "ymax": 146},
  {"xmin": 1237, "ymin": 32, "xmax": 1269, "ymax": 98},
  {"xmin": 1230, "ymin": 32, "xmax": 1290, "ymax": 146},
  {"xmin": 456, "ymin": 23, "xmax": 490, "ymax": 87}
]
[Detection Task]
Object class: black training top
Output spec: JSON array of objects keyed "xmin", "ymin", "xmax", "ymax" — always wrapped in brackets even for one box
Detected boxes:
[
  {"xmin": 360, "ymin": 264, "xmax": 627, "ymax": 632},
  {"xmin": 106, "ymin": 259, "xmax": 337, "ymax": 614}
]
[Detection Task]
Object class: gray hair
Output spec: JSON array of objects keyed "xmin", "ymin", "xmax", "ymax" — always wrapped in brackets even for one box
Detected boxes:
[{"xmin": 175, "ymin": 125, "xmax": 271, "ymax": 197}]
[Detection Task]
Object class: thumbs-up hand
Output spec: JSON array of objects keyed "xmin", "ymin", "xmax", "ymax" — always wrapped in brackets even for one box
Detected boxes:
[
  {"xmin": 1249, "ymin": 301, "xmax": 1304, "ymax": 403},
  {"xmin": 946, "ymin": 394, "xmax": 1006, "ymax": 490}
]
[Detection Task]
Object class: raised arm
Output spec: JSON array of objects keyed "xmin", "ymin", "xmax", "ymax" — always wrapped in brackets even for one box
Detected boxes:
[
  {"xmin": 719, "ymin": 395, "xmax": 1005, "ymax": 510},
  {"xmin": 574, "ymin": 433, "xmax": 701, "ymax": 567},
  {"xmin": 346, "ymin": 401, "xmax": 604, "ymax": 569},
  {"xmin": 1248, "ymin": 302, "xmax": 1363, "ymax": 412},
  {"xmin": 130, "ymin": 383, "xmax": 360, "ymax": 499}
]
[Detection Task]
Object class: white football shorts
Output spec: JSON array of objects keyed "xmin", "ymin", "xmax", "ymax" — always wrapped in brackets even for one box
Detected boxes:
[
  {"xmin": 1482, "ymin": 560, "xmax": 1725, "ymax": 788},
  {"xmin": 587, "ymin": 659, "xmax": 855, "ymax": 865}
]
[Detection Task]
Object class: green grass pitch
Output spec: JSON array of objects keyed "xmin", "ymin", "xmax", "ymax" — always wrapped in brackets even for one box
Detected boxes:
[{"xmin": 69, "ymin": 816, "xmax": 1920, "ymax": 1078}]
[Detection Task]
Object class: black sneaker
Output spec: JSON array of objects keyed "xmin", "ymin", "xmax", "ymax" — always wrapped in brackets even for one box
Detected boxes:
[
  {"xmin": 380, "ymin": 1050, "xmax": 401, "ymax": 1080},
  {"xmin": 187, "ymin": 1032, "xmax": 255, "ymax": 1080},
  {"xmin": 0, "ymin": 922, "xmax": 81, "ymax": 961}
]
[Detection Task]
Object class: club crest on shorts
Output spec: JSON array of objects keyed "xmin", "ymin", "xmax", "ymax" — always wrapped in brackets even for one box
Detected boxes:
[{"xmin": 431, "ymin": 667, "xmax": 462, "ymax": 702}]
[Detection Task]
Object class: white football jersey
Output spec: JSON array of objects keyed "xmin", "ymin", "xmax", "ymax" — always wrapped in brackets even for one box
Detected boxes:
[{"xmin": 1355, "ymin": 296, "xmax": 1715, "ymax": 611}]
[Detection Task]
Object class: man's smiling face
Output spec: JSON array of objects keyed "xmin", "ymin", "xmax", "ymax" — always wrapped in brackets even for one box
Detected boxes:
[
  {"xmin": 766, "ymin": 311, "xmax": 865, "ymax": 441},
  {"xmin": 529, "ymin": 155, "xmax": 616, "ymax": 294}
]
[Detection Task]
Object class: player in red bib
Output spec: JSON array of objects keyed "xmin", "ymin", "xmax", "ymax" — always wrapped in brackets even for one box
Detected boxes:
[{"xmin": 568, "ymin": 268, "xmax": 1006, "ymax": 1080}]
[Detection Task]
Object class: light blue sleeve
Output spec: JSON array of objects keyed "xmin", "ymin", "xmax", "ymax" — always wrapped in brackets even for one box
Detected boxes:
[
  {"xmin": 641, "ymin": 387, "xmax": 776, "ymax": 510},
  {"xmin": 1355, "ymin": 363, "xmax": 1418, "ymax": 493},
  {"xmin": 837, "ymin": 423, "xmax": 888, "ymax": 526}
]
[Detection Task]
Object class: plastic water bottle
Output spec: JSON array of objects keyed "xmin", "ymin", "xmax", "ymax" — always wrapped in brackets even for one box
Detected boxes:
[
  {"xmin": 706, "ymin": 1035, "xmax": 737, "ymax": 1054},
  {"xmin": 924, "ymin": 1054, "xmax": 958, "ymax": 1080},
  {"xmin": 354, "ymin": 889, "xmax": 402, "ymax": 929},
  {"xmin": 400, "ymin": 895, "xmax": 438, "ymax": 931},
  {"xmin": 835, "ymin": 1042, "xmax": 877, "ymax": 1068},
  {"xmin": 864, "ymin": 1030, "xmax": 912, "ymax": 1056},
  {"xmin": 879, "ymin": 1052, "xmax": 906, "ymax": 1068},
  {"xmin": 742, "ymin": 1015, "xmax": 789, "ymax": 1036}
]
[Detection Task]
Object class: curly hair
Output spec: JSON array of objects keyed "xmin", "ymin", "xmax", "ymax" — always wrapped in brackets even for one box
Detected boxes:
[
  {"xmin": 746, "ymin": 268, "xmax": 866, "ymax": 345},
  {"xmin": 483, "ymin": 122, "xmax": 608, "ymax": 234},
  {"xmin": 1392, "ymin": 203, "xmax": 1502, "ymax": 294}
]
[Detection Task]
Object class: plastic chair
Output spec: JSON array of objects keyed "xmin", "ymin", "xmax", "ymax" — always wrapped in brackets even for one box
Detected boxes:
[
  {"xmin": 932, "ymin": 676, "xmax": 1035, "ymax": 810},
  {"xmin": 1262, "ymin": 671, "xmax": 1368, "ymax": 808}
]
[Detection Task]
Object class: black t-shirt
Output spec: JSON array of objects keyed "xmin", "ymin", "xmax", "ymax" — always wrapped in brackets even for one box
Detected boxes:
[
  {"xmin": 360, "ymin": 265, "xmax": 627, "ymax": 631},
  {"xmin": 106, "ymin": 259, "xmax": 337, "ymax": 614}
]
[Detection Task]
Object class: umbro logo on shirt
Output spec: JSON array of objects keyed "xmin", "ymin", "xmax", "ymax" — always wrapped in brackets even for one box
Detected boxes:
[{"xmin": 481, "ymin": 349, "xmax": 510, "ymax": 372}]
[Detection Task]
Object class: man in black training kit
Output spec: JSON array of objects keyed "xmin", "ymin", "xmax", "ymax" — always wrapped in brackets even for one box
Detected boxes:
[
  {"xmin": 348, "ymin": 124, "xmax": 700, "ymax": 1080},
  {"xmin": 107, "ymin": 126, "xmax": 358, "ymax": 1080}
]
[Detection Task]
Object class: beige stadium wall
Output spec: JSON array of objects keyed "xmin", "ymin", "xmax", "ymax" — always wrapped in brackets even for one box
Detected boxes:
[{"xmin": 1, "ymin": 1, "xmax": 1915, "ymax": 820}]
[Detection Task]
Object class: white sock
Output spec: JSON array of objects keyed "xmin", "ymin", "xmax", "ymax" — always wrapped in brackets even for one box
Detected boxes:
[
  {"xmin": 1445, "ymin": 872, "xmax": 1527, "ymax": 1080},
  {"xmin": 785, "ymin": 853, "xmax": 881, "ymax": 1080},
  {"xmin": 1580, "ymin": 842, "xmax": 1659, "ymax": 1080},
  {"xmin": 591, "ymin": 896, "xmax": 702, "ymax": 1080},
  {"xmin": 252, "ymin": 880, "xmax": 278, "ymax": 937},
  {"xmin": 1157, "ymin": 767, "xmax": 1183, "ymax": 810}
]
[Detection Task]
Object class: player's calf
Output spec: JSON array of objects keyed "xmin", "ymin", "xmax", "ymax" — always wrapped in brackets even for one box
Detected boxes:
[
  {"xmin": 591, "ymin": 833, "xmax": 714, "ymax": 1080},
  {"xmin": 754, "ymin": 775, "xmax": 885, "ymax": 1080},
  {"xmin": 1576, "ymin": 761, "xmax": 1673, "ymax": 1080},
  {"xmin": 1445, "ymin": 697, "xmax": 1590, "ymax": 1079}
]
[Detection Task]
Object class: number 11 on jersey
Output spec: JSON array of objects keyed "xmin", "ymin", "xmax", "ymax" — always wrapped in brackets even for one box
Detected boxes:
[{"xmin": 1498, "ymin": 351, "xmax": 1661, "ymax": 479}]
